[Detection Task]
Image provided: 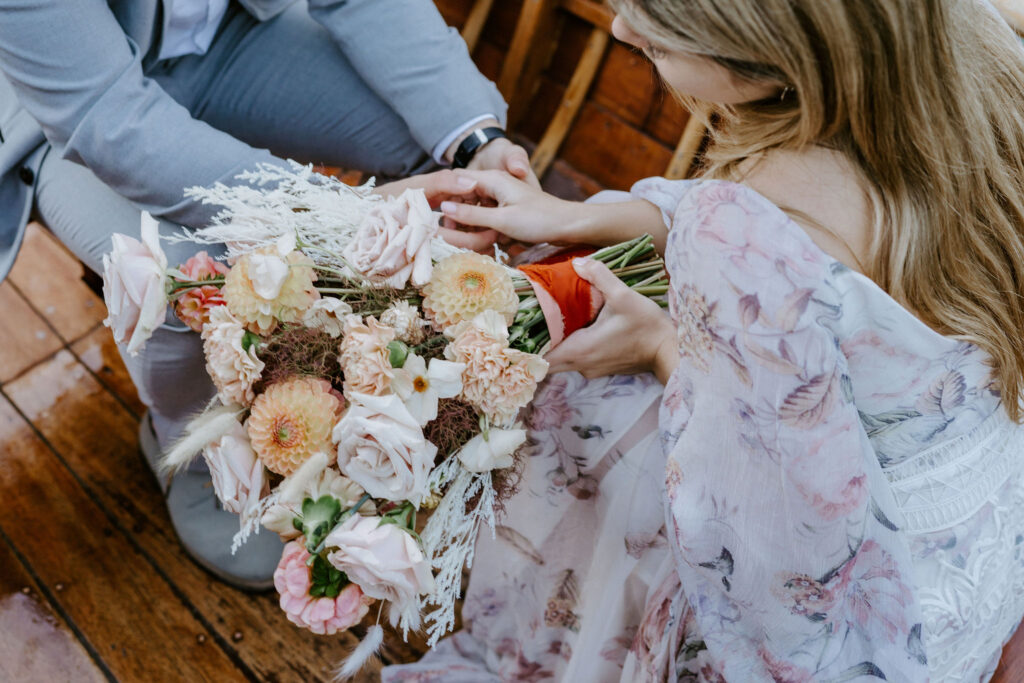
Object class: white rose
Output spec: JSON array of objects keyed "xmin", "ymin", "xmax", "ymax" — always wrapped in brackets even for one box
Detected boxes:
[
  {"xmin": 246, "ymin": 251, "xmax": 290, "ymax": 299},
  {"xmin": 332, "ymin": 393, "xmax": 436, "ymax": 506},
  {"xmin": 102, "ymin": 212, "xmax": 169, "ymax": 356},
  {"xmin": 457, "ymin": 427, "xmax": 526, "ymax": 473},
  {"xmin": 203, "ymin": 420, "xmax": 266, "ymax": 526},
  {"xmin": 342, "ymin": 189, "xmax": 438, "ymax": 288},
  {"xmin": 325, "ymin": 515, "xmax": 434, "ymax": 608}
]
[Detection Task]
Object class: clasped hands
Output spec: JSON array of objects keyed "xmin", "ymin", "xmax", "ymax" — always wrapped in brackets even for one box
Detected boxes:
[{"xmin": 376, "ymin": 166, "xmax": 678, "ymax": 383}]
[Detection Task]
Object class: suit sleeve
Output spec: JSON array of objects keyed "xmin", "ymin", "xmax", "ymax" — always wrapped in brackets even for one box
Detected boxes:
[
  {"xmin": 0, "ymin": 0, "xmax": 287, "ymax": 228},
  {"xmin": 305, "ymin": 0, "xmax": 508, "ymax": 155}
]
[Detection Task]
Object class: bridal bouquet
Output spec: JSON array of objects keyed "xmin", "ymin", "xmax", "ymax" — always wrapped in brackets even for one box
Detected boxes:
[{"xmin": 100, "ymin": 163, "xmax": 665, "ymax": 675}]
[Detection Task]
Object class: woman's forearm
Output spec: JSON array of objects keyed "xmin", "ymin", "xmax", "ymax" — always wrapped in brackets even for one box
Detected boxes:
[{"xmin": 560, "ymin": 199, "xmax": 669, "ymax": 253}]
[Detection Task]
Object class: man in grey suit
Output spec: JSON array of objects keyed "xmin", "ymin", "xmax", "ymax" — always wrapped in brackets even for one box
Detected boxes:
[{"xmin": 0, "ymin": 0, "xmax": 532, "ymax": 589}]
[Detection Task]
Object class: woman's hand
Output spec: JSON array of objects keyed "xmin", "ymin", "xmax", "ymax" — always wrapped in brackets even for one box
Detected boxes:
[
  {"xmin": 546, "ymin": 258, "xmax": 679, "ymax": 384},
  {"xmin": 439, "ymin": 169, "xmax": 584, "ymax": 245}
]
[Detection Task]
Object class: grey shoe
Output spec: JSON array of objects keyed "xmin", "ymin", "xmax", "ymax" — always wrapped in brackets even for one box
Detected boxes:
[{"xmin": 138, "ymin": 413, "xmax": 282, "ymax": 591}]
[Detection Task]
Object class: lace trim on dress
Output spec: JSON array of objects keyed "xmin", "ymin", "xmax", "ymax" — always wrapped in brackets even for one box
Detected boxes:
[{"xmin": 884, "ymin": 408, "xmax": 1022, "ymax": 533}]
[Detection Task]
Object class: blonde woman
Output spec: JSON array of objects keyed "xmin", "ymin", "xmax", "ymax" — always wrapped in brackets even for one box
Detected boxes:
[{"xmin": 386, "ymin": 0, "xmax": 1024, "ymax": 680}]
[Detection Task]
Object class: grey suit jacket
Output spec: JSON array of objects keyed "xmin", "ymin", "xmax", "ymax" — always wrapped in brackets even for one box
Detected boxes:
[{"xmin": 0, "ymin": 0, "xmax": 506, "ymax": 280}]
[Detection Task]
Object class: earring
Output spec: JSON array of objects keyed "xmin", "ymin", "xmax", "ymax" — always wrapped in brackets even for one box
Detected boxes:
[{"xmin": 780, "ymin": 85, "xmax": 793, "ymax": 101}]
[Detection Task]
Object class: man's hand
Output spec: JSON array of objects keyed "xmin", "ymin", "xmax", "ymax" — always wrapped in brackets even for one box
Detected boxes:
[{"xmin": 467, "ymin": 137, "xmax": 540, "ymax": 187}]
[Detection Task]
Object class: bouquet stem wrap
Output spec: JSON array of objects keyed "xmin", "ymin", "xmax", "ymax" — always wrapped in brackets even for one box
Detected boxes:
[{"xmin": 509, "ymin": 235, "xmax": 669, "ymax": 354}]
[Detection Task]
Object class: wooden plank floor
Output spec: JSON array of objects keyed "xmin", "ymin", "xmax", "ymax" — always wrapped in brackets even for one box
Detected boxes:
[{"xmin": 1, "ymin": 222, "xmax": 1023, "ymax": 682}]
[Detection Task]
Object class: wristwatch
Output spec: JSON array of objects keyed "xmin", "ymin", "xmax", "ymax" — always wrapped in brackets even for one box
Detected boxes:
[{"xmin": 451, "ymin": 126, "xmax": 507, "ymax": 169}]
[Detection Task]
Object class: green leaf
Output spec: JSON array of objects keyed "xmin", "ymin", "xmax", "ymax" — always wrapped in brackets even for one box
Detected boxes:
[
  {"xmin": 308, "ymin": 554, "xmax": 347, "ymax": 600},
  {"xmin": 300, "ymin": 495, "xmax": 343, "ymax": 552},
  {"xmin": 241, "ymin": 330, "xmax": 260, "ymax": 353},
  {"xmin": 387, "ymin": 340, "xmax": 410, "ymax": 368}
]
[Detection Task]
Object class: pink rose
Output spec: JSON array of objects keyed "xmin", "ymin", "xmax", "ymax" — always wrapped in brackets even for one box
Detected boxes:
[
  {"xmin": 332, "ymin": 393, "xmax": 436, "ymax": 506},
  {"xmin": 274, "ymin": 541, "xmax": 372, "ymax": 635},
  {"xmin": 325, "ymin": 515, "xmax": 434, "ymax": 610},
  {"xmin": 342, "ymin": 189, "xmax": 438, "ymax": 288},
  {"xmin": 102, "ymin": 212, "xmax": 169, "ymax": 356}
]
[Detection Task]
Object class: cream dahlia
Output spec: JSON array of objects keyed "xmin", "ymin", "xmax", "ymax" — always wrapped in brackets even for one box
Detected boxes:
[
  {"xmin": 223, "ymin": 248, "xmax": 319, "ymax": 334},
  {"xmin": 421, "ymin": 252, "xmax": 517, "ymax": 329},
  {"xmin": 247, "ymin": 377, "xmax": 344, "ymax": 476},
  {"xmin": 201, "ymin": 306, "xmax": 265, "ymax": 406}
]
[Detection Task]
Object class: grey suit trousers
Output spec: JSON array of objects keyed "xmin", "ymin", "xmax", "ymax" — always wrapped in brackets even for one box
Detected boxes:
[{"xmin": 37, "ymin": 3, "xmax": 433, "ymax": 451}]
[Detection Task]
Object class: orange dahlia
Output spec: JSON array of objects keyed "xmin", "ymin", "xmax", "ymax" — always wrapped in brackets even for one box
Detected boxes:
[
  {"xmin": 421, "ymin": 253, "xmax": 517, "ymax": 330},
  {"xmin": 223, "ymin": 248, "xmax": 319, "ymax": 335},
  {"xmin": 246, "ymin": 377, "xmax": 343, "ymax": 476}
]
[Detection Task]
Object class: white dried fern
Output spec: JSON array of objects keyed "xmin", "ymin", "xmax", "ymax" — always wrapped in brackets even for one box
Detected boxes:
[{"xmin": 418, "ymin": 454, "xmax": 497, "ymax": 645}]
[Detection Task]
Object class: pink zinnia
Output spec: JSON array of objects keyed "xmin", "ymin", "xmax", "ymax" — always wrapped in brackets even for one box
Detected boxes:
[
  {"xmin": 175, "ymin": 284, "xmax": 226, "ymax": 332},
  {"xmin": 179, "ymin": 251, "xmax": 229, "ymax": 281},
  {"xmin": 173, "ymin": 252, "xmax": 230, "ymax": 331},
  {"xmin": 274, "ymin": 542, "xmax": 372, "ymax": 635}
]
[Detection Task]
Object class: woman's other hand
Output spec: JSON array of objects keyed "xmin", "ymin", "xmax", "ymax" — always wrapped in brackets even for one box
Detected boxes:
[{"xmin": 545, "ymin": 258, "xmax": 679, "ymax": 384}]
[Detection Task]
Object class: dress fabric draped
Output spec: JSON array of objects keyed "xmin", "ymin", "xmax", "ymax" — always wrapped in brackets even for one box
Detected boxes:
[{"xmin": 383, "ymin": 178, "xmax": 1024, "ymax": 682}]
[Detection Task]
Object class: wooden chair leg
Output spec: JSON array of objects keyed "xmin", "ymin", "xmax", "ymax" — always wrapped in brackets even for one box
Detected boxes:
[
  {"xmin": 460, "ymin": 0, "xmax": 495, "ymax": 53},
  {"xmin": 529, "ymin": 27, "xmax": 609, "ymax": 178},
  {"xmin": 498, "ymin": 0, "xmax": 560, "ymax": 130},
  {"xmin": 664, "ymin": 115, "xmax": 707, "ymax": 180}
]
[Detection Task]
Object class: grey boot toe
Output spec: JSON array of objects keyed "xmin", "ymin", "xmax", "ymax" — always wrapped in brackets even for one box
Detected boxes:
[
  {"xmin": 139, "ymin": 413, "xmax": 282, "ymax": 591},
  {"xmin": 166, "ymin": 470, "xmax": 282, "ymax": 592}
]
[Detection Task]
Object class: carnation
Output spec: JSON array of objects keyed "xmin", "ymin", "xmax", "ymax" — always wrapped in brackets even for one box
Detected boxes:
[
  {"xmin": 444, "ymin": 311, "xmax": 549, "ymax": 426},
  {"xmin": 338, "ymin": 316, "xmax": 396, "ymax": 398},
  {"xmin": 201, "ymin": 306, "xmax": 265, "ymax": 406},
  {"xmin": 422, "ymin": 252, "xmax": 518, "ymax": 330},
  {"xmin": 247, "ymin": 377, "xmax": 344, "ymax": 476},
  {"xmin": 223, "ymin": 248, "xmax": 319, "ymax": 334}
]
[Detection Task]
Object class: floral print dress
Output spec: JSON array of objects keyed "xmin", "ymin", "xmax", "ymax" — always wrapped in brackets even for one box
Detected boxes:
[{"xmin": 383, "ymin": 179, "xmax": 1024, "ymax": 682}]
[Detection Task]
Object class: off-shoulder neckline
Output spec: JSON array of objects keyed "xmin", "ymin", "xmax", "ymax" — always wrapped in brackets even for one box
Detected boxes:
[{"xmin": 678, "ymin": 178, "xmax": 966, "ymax": 346}]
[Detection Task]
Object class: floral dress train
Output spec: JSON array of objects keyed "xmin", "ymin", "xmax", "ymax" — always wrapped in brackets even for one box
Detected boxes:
[{"xmin": 383, "ymin": 179, "xmax": 1024, "ymax": 682}]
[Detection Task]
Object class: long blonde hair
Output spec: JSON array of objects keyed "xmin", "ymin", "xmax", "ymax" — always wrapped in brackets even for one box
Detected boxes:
[{"xmin": 613, "ymin": 0, "xmax": 1024, "ymax": 421}]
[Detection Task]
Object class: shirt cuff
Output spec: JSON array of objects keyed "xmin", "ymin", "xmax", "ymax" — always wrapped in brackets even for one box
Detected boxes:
[{"xmin": 431, "ymin": 114, "xmax": 499, "ymax": 164}]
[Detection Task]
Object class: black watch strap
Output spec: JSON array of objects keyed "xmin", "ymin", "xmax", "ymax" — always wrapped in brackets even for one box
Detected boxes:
[{"xmin": 451, "ymin": 126, "xmax": 507, "ymax": 168}]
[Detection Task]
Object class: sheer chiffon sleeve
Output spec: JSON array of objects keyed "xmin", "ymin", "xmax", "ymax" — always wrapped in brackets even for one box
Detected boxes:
[{"xmin": 634, "ymin": 178, "xmax": 930, "ymax": 681}]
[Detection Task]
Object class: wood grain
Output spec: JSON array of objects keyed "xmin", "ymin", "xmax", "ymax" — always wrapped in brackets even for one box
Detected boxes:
[
  {"xmin": 1, "ymin": 350, "xmax": 387, "ymax": 682},
  {"xmin": 0, "ymin": 537, "xmax": 108, "ymax": 683},
  {"xmin": 70, "ymin": 326, "xmax": 146, "ymax": 418},
  {"xmin": 0, "ymin": 281, "xmax": 63, "ymax": 383},
  {"xmin": 7, "ymin": 223, "xmax": 105, "ymax": 344},
  {"xmin": 0, "ymin": 392, "xmax": 248, "ymax": 682}
]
